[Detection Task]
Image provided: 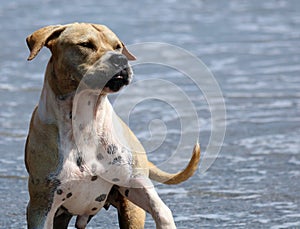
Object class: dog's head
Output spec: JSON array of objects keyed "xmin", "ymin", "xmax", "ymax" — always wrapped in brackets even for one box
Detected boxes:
[{"xmin": 26, "ymin": 23, "xmax": 136, "ymax": 95}]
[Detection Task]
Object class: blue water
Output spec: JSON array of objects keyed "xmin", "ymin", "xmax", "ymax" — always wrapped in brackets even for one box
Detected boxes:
[{"xmin": 1, "ymin": 0, "xmax": 300, "ymax": 228}]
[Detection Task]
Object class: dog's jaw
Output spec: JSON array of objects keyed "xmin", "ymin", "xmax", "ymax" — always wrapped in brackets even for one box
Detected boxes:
[{"xmin": 104, "ymin": 67, "xmax": 132, "ymax": 92}]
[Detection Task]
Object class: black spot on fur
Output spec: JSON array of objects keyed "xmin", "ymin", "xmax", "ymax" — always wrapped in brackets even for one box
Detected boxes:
[
  {"xmin": 69, "ymin": 111, "xmax": 72, "ymax": 119},
  {"xmin": 46, "ymin": 178, "xmax": 61, "ymax": 187},
  {"xmin": 76, "ymin": 153, "xmax": 84, "ymax": 172},
  {"xmin": 125, "ymin": 189, "xmax": 129, "ymax": 197},
  {"xmin": 88, "ymin": 100, "xmax": 91, "ymax": 106},
  {"xmin": 112, "ymin": 156, "xmax": 122, "ymax": 164},
  {"xmin": 91, "ymin": 207, "xmax": 97, "ymax": 211},
  {"xmin": 107, "ymin": 144, "xmax": 118, "ymax": 155},
  {"xmin": 76, "ymin": 156, "xmax": 83, "ymax": 167},
  {"xmin": 112, "ymin": 178, "xmax": 120, "ymax": 182},
  {"xmin": 53, "ymin": 179, "xmax": 61, "ymax": 187},
  {"xmin": 121, "ymin": 147, "xmax": 129, "ymax": 154},
  {"xmin": 56, "ymin": 189, "xmax": 63, "ymax": 195},
  {"xmin": 62, "ymin": 198, "xmax": 65, "ymax": 201},
  {"xmin": 66, "ymin": 192, "xmax": 72, "ymax": 198},
  {"xmin": 91, "ymin": 175, "xmax": 98, "ymax": 181},
  {"xmin": 95, "ymin": 194, "xmax": 107, "ymax": 202},
  {"xmin": 97, "ymin": 153, "xmax": 104, "ymax": 161}
]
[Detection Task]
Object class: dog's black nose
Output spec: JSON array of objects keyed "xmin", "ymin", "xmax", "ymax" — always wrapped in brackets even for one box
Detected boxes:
[{"xmin": 109, "ymin": 54, "xmax": 128, "ymax": 68}]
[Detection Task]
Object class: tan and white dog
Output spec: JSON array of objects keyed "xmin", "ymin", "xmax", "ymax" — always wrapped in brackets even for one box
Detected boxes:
[{"xmin": 25, "ymin": 22, "xmax": 200, "ymax": 229}]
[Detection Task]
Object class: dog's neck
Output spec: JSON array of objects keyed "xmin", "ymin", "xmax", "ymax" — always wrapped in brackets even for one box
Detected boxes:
[
  {"xmin": 46, "ymin": 57, "xmax": 79, "ymax": 96},
  {"xmin": 72, "ymin": 90, "xmax": 115, "ymax": 150},
  {"xmin": 38, "ymin": 59, "xmax": 83, "ymax": 123},
  {"xmin": 37, "ymin": 59, "xmax": 125, "ymax": 156},
  {"xmin": 37, "ymin": 67, "xmax": 113, "ymax": 135},
  {"xmin": 37, "ymin": 76, "xmax": 73, "ymax": 124}
]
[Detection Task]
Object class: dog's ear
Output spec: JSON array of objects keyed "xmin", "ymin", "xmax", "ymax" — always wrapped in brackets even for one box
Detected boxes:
[
  {"xmin": 121, "ymin": 42, "xmax": 136, "ymax": 61},
  {"xmin": 26, "ymin": 25, "xmax": 66, "ymax": 61}
]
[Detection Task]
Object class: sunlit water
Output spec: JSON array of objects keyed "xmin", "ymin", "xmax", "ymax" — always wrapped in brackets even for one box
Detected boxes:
[{"xmin": 1, "ymin": 0, "xmax": 299, "ymax": 228}]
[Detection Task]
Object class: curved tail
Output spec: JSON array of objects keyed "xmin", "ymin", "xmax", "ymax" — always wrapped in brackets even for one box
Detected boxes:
[{"xmin": 148, "ymin": 143, "xmax": 200, "ymax": 185}]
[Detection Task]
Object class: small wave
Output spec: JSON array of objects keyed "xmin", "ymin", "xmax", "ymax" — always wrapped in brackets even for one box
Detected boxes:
[
  {"xmin": 237, "ymin": 133, "xmax": 300, "ymax": 155},
  {"xmin": 0, "ymin": 175, "xmax": 27, "ymax": 180},
  {"xmin": 271, "ymin": 222, "xmax": 300, "ymax": 229}
]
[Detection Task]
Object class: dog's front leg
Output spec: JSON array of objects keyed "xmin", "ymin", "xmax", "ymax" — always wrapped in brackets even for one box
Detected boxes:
[
  {"xmin": 26, "ymin": 184, "xmax": 60, "ymax": 229},
  {"xmin": 107, "ymin": 186, "xmax": 146, "ymax": 229},
  {"xmin": 27, "ymin": 202, "xmax": 56, "ymax": 229},
  {"xmin": 117, "ymin": 198, "xmax": 146, "ymax": 229},
  {"xmin": 118, "ymin": 178, "xmax": 176, "ymax": 229}
]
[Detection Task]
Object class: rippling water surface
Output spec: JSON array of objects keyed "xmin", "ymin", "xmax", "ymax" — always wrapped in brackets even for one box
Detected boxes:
[{"xmin": 1, "ymin": 0, "xmax": 300, "ymax": 228}]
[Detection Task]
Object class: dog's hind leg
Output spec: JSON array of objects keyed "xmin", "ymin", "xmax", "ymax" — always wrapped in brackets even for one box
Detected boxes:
[{"xmin": 118, "ymin": 178, "xmax": 176, "ymax": 229}]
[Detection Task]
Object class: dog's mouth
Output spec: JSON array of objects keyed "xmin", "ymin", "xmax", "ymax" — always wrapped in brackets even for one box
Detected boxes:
[{"xmin": 105, "ymin": 68, "xmax": 130, "ymax": 92}]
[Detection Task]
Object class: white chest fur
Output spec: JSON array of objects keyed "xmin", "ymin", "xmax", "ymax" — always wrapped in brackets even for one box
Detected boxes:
[{"xmin": 50, "ymin": 90, "xmax": 135, "ymax": 216}]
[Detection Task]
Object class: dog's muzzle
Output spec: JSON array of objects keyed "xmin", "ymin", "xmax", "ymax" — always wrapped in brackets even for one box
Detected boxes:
[
  {"xmin": 105, "ymin": 67, "xmax": 130, "ymax": 92},
  {"xmin": 104, "ymin": 53, "xmax": 132, "ymax": 92},
  {"xmin": 81, "ymin": 52, "xmax": 133, "ymax": 92}
]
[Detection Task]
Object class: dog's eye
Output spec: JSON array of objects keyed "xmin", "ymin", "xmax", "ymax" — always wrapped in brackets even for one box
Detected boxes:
[
  {"xmin": 78, "ymin": 42, "xmax": 96, "ymax": 50},
  {"xmin": 115, "ymin": 44, "xmax": 122, "ymax": 50}
]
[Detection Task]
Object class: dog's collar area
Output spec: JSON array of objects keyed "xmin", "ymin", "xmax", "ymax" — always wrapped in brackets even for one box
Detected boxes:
[
  {"xmin": 49, "ymin": 62, "xmax": 80, "ymax": 97},
  {"xmin": 57, "ymin": 92, "xmax": 75, "ymax": 101}
]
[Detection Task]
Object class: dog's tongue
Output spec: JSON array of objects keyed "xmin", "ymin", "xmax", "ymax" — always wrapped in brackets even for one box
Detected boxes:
[
  {"xmin": 113, "ymin": 69, "xmax": 128, "ymax": 80},
  {"xmin": 114, "ymin": 75, "xmax": 123, "ymax": 79}
]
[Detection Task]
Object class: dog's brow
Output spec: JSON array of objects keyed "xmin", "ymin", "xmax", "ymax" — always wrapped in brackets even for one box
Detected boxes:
[{"xmin": 76, "ymin": 38, "xmax": 93, "ymax": 44}]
